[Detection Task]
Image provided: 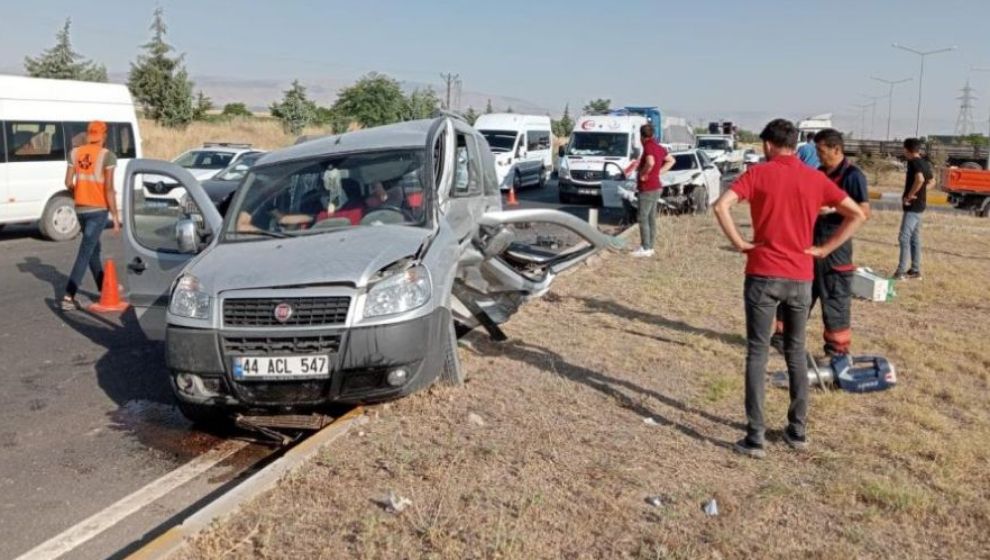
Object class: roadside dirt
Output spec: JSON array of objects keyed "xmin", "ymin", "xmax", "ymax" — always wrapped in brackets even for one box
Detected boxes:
[{"xmin": 182, "ymin": 209, "xmax": 990, "ymax": 559}]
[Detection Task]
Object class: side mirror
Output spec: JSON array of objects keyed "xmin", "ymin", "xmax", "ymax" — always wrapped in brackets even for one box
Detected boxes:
[
  {"xmin": 603, "ymin": 161, "xmax": 626, "ymax": 181},
  {"xmin": 175, "ymin": 218, "xmax": 199, "ymax": 254},
  {"xmin": 558, "ymin": 145, "xmax": 566, "ymax": 158}
]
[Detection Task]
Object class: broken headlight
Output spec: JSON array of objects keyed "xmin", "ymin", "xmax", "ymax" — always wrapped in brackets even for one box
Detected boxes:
[
  {"xmin": 169, "ymin": 274, "xmax": 212, "ymax": 320},
  {"xmin": 364, "ymin": 266, "xmax": 432, "ymax": 318}
]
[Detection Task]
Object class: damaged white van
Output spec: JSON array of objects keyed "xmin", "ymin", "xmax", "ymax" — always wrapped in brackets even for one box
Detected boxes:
[{"xmin": 122, "ymin": 116, "xmax": 620, "ymax": 423}]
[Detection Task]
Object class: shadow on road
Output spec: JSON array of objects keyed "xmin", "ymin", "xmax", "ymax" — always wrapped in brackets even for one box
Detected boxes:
[
  {"xmin": 17, "ymin": 256, "xmax": 98, "ymax": 300},
  {"xmin": 469, "ymin": 338, "xmax": 740, "ymax": 448}
]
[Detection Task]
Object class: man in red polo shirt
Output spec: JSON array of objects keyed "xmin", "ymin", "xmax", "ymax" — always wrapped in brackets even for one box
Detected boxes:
[
  {"xmin": 631, "ymin": 123, "xmax": 675, "ymax": 257},
  {"xmin": 713, "ymin": 119, "xmax": 866, "ymax": 458}
]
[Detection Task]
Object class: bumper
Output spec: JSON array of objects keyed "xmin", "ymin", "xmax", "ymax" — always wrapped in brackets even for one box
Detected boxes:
[
  {"xmin": 558, "ymin": 179, "xmax": 602, "ymax": 196},
  {"xmin": 166, "ymin": 307, "xmax": 451, "ymax": 409}
]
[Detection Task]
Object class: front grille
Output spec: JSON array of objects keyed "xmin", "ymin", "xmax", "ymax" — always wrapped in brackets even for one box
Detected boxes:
[
  {"xmin": 223, "ymin": 297, "xmax": 350, "ymax": 327},
  {"xmin": 221, "ymin": 334, "xmax": 342, "ymax": 356},
  {"xmin": 143, "ymin": 180, "xmax": 180, "ymax": 195},
  {"xmin": 571, "ymin": 170, "xmax": 603, "ymax": 182}
]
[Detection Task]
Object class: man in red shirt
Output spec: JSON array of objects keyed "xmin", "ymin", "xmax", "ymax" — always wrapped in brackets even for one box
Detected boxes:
[
  {"xmin": 713, "ymin": 119, "xmax": 866, "ymax": 458},
  {"xmin": 631, "ymin": 123, "xmax": 675, "ymax": 257}
]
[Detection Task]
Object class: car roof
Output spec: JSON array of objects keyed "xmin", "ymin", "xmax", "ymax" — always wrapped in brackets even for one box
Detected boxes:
[{"xmin": 257, "ymin": 119, "xmax": 436, "ymax": 167}]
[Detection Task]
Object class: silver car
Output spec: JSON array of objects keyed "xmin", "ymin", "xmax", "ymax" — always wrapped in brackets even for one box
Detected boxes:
[{"xmin": 121, "ymin": 117, "xmax": 619, "ymax": 423}]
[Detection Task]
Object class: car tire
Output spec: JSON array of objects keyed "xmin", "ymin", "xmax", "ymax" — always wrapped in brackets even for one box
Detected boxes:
[
  {"xmin": 979, "ymin": 197, "xmax": 990, "ymax": 218},
  {"xmin": 961, "ymin": 162, "xmax": 983, "ymax": 170},
  {"xmin": 176, "ymin": 400, "xmax": 232, "ymax": 428},
  {"xmin": 39, "ymin": 194, "xmax": 80, "ymax": 241},
  {"xmin": 439, "ymin": 315, "xmax": 465, "ymax": 386},
  {"xmin": 692, "ymin": 187, "xmax": 710, "ymax": 214},
  {"xmin": 538, "ymin": 167, "xmax": 547, "ymax": 188},
  {"xmin": 513, "ymin": 172, "xmax": 522, "ymax": 192}
]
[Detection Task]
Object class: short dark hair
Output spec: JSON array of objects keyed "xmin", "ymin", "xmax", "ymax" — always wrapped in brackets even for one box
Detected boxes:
[
  {"xmin": 903, "ymin": 138, "xmax": 923, "ymax": 153},
  {"xmin": 814, "ymin": 128, "xmax": 844, "ymax": 149},
  {"xmin": 640, "ymin": 123, "xmax": 654, "ymax": 139},
  {"xmin": 759, "ymin": 119, "xmax": 799, "ymax": 149},
  {"xmin": 805, "ymin": 131, "xmax": 815, "ymax": 142}
]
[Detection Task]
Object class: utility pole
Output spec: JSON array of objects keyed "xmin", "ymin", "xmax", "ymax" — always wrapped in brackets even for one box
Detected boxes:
[
  {"xmin": 439, "ymin": 73, "xmax": 460, "ymax": 111},
  {"xmin": 860, "ymin": 94, "xmax": 885, "ymax": 140},
  {"xmin": 871, "ymin": 76, "xmax": 912, "ymax": 141},
  {"xmin": 852, "ymin": 103, "xmax": 871, "ymax": 139},
  {"xmin": 973, "ymin": 67, "xmax": 990, "ymax": 168},
  {"xmin": 954, "ymin": 80, "xmax": 978, "ymax": 136},
  {"xmin": 892, "ymin": 43, "xmax": 957, "ymax": 136}
]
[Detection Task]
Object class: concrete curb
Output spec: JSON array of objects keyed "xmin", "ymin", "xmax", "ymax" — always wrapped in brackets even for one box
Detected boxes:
[
  {"xmin": 869, "ymin": 190, "xmax": 949, "ymax": 206},
  {"xmin": 126, "ymin": 407, "xmax": 365, "ymax": 560}
]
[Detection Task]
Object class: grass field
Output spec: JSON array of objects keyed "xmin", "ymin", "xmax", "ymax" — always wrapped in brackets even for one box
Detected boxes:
[
  {"xmin": 178, "ymin": 194, "xmax": 989, "ymax": 560},
  {"xmin": 139, "ymin": 118, "xmax": 335, "ymax": 160}
]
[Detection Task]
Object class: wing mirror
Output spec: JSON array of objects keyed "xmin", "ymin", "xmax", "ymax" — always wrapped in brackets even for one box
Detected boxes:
[
  {"xmin": 175, "ymin": 218, "xmax": 199, "ymax": 254},
  {"xmin": 603, "ymin": 161, "xmax": 627, "ymax": 181}
]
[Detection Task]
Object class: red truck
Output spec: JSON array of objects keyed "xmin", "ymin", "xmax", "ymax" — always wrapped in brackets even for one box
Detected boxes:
[{"xmin": 942, "ymin": 167, "xmax": 990, "ymax": 217}]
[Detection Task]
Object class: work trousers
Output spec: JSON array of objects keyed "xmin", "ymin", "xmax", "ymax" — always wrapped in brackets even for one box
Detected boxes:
[
  {"xmin": 896, "ymin": 211, "xmax": 923, "ymax": 274},
  {"xmin": 637, "ymin": 190, "xmax": 661, "ymax": 250}
]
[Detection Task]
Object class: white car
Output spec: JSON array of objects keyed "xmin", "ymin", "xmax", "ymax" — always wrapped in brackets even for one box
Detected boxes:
[
  {"xmin": 142, "ymin": 143, "xmax": 261, "ymax": 207},
  {"xmin": 600, "ymin": 149, "xmax": 722, "ymax": 214}
]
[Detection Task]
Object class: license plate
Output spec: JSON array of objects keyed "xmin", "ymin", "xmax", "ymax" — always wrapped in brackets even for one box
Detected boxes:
[
  {"xmin": 145, "ymin": 200, "xmax": 170, "ymax": 208},
  {"xmin": 232, "ymin": 355, "xmax": 331, "ymax": 380}
]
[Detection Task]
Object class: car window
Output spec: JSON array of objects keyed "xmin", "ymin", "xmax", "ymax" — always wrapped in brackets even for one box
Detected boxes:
[
  {"xmin": 478, "ymin": 130, "xmax": 517, "ymax": 154},
  {"xmin": 527, "ymin": 130, "xmax": 550, "ymax": 151},
  {"xmin": 452, "ymin": 133, "xmax": 482, "ymax": 198},
  {"xmin": 174, "ymin": 150, "xmax": 235, "ymax": 169},
  {"xmin": 671, "ymin": 153, "xmax": 699, "ymax": 171},
  {"xmin": 131, "ymin": 172, "xmax": 208, "ymax": 253},
  {"xmin": 4, "ymin": 121, "xmax": 65, "ymax": 163},
  {"xmin": 478, "ymin": 139, "xmax": 500, "ymax": 196},
  {"xmin": 64, "ymin": 121, "xmax": 137, "ymax": 159},
  {"xmin": 226, "ymin": 149, "xmax": 428, "ymax": 239}
]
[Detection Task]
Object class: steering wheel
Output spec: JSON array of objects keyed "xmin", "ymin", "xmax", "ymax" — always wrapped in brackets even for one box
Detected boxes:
[{"xmin": 360, "ymin": 206, "xmax": 411, "ymax": 225}]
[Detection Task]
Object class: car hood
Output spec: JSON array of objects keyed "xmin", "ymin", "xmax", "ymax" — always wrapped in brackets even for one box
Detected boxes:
[
  {"xmin": 662, "ymin": 169, "xmax": 702, "ymax": 184},
  {"xmin": 188, "ymin": 225, "xmax": 433, "ymax": 294},
  {"xmin": 143, "ymin": 168, "xmax": 219, "ymax": 185}
]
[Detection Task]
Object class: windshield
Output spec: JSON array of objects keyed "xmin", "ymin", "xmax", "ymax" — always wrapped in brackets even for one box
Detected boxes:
[
  {"xmin": 174, "ymin": 150, "xmax": 236, "ymax": 169},
  {"xmin": 567, "ymin": 132, "xmax": 629, "ymax": 157},
  {"xmin": 216, "ymin": 152, "xmax": 264, "ymax": 181},
  {"xmin": 479, "ymin": 130, "xmax": 518, "ymax": 153},
  {"xmin": 671, "ymin": 154, "xmax": 699, "ymax": 171},
  {"xmin": 225, "ymin": 149, "xmax": 428, "ymax": 240},
  {"xmin": 697, "ymin": 138, "xmax": 730, "ymax": 151}
]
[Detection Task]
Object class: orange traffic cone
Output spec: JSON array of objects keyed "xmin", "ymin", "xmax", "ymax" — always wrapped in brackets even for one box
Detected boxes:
[
  {"xmin": 506, "ymin": 185, "xmax": 519, "ymax": 206},
  {"xmin": 88, "ymin": 259, "xmax": 129, "ymax": 313}
]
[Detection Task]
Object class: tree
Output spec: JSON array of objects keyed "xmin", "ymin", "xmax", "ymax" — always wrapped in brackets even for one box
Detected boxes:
[
  {"xmin": 192, "ymin": 91, "xmax": 213, "ymax": 121},
  {"xmin": 464, "ymin": 107, "xmax": 478, "ymax": 126},
  {"xmin": 406, "ymin": 87, "xmax": 440, "ymax": 120},
  {"xmin": 24, "ymin": 19, "xmax": 107, "ymax": 82},
  {"xmin": 583, "ymin": 98, "xmax": 611, "ymax": 114},
  {"xmin": 332, "ymin": 72, "xmax": 407, "ymax": 128},
  {"xmin": 221, "ymin": 102, "xmax": 253, "ymax": 118},
  {"xmin": 485, "ymin": 99, "xmax": 493, "ymax": 114},
  {"xmin": 270, "ymin": 80, "xmax": 317, "ymax": 135},
  {"xmin": 552, "ymin": 104, "xmax": 574, "ymax": 137},
  {"xmin": 128, "ymin": 8, "xmax": 195, "ymax": 127}
]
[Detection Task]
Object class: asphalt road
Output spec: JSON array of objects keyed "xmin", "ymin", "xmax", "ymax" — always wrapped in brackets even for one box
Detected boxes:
[{"xmin": 0, "ymin": 181, "xmax": 597, "ymax": 559}]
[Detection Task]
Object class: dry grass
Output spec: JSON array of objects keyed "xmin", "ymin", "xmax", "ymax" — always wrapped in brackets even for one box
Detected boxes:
[
  {"xmin": 182, "ymin": 209, "xmax": 990, "ymax": 559},
  {"xmin": 138, "ymin": 118, "xmax": 336, "ymax": 160}
]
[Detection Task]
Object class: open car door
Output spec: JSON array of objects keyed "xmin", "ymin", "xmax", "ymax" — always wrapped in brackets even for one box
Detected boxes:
[
  {"xmin": 452, "ymin": 208, "xmax": 624, "ymax": 336},
  {"xmin": 122, "ymin": 159, "xmax": 222, "ymax": 340}
]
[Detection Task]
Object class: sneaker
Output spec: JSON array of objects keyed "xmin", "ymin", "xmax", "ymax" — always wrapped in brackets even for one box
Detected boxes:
[
  {"xmin": 906, "ymin": 270, "xmax": 922, "ymax": 280},
  {"xmin": 892, "ymin": 271, "xmax": 907, "ymax": 281},
  {"xmin": 782, "ymin": 428, "xmax": 808, "ymax": 451},
  {"xmin": 630, "ymin": 247, "xmax": 655, "ymax": 258},
  {"xmin": 733, "ymin": 438, "xmax": 766, "ymax": 459}
]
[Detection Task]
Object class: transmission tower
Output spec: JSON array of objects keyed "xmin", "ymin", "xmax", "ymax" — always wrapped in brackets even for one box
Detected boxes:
[{"xmin": 954, "ymin": 79, "xmax": 978, "ymax": 135}]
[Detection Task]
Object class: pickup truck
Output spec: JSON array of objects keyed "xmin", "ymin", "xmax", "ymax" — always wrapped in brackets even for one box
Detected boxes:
[{"xmin": 695, "ymin": 134, "xmax": 744, "ymax": 174}]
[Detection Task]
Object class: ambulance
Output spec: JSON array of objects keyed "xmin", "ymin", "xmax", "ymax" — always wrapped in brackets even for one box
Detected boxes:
[{"xmin": 557, "ymin": 113, "xmax": 647, "ymax": 204}]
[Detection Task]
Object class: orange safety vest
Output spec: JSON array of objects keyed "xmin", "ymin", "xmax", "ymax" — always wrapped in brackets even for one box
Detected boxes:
[{"xmin": 72, "ymin": 144, "xmax": 111, "ymax": 208}]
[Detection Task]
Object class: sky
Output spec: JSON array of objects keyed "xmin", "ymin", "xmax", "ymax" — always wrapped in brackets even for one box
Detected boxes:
[{"xmin": 3, "ymin": 0, "xmax": 990, "ymax": 137}]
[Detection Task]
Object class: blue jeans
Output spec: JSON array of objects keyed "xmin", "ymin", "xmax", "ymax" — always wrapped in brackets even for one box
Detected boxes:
[
  {"xmin": 66, "ymin": 211, "xmax": 107, "ymax": 297},
  {"xmin": 896, "ymin": 211, "xmax": 922, "ymax": 274}
]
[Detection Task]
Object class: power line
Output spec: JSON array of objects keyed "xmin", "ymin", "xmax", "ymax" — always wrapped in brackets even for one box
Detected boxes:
[
  {"xmin": 439, "ymin": 73, "xmax": 459, "ymax": 111},
  {"xmin": 954, "ymin": 79, "xmax": 978, "ymax": 135}
]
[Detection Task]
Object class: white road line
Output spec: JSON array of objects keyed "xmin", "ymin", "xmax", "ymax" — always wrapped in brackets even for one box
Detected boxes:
[{"xmin": 14, "ymin": 439, "xmax": 249, "ymax": 560}]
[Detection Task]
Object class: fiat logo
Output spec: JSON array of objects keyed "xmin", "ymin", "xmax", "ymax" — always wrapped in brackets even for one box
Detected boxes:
[{"xmin": 273, "ymin": 302, "xmax": 293, "ymax": 323}]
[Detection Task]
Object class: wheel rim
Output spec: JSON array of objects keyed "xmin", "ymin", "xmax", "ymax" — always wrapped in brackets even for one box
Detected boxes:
[{"xmin": 52, "ymin": 205, "xmax": 79, "ymax": 235}]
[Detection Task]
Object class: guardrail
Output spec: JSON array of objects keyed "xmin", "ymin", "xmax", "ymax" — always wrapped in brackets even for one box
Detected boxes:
[{"xmin": 844, "ymin": 140, "xmax": 987, "ymax": 167}]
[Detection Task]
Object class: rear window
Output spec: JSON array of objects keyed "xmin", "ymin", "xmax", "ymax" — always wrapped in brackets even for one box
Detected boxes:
[
  {"xmin": 4, "ymin": 121, "xmax": 65, "ymax": 163},
  {"xmin": 174, "ymin": 150, "xmax": 235, "ymax": 169}
]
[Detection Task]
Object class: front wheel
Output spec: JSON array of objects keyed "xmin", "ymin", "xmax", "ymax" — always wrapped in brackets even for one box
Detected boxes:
[
  {"xmin": 439, "ymin": 316, "xmax": 465, "ymax": 386},
  {"xmin": 176, "ymin": 399, "xmax": 233, "ymax": 428},
  {"xmin": 692, "ymin": 186, "xmax": 710, "ymax": 214},
  {"xmin": 39, "ymin": 195, "xmax": 80, "ymax": 241},
  {"xmin": 979, "ymin": 197, "xmax": 990, "ymax": 218}
]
